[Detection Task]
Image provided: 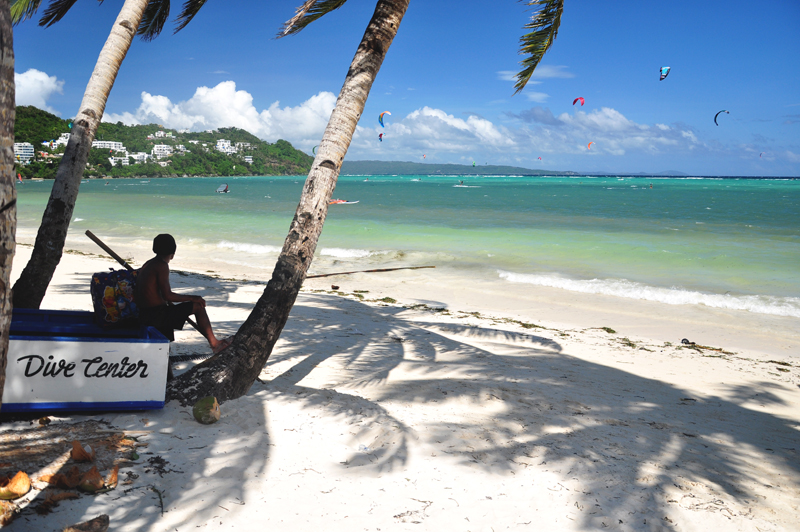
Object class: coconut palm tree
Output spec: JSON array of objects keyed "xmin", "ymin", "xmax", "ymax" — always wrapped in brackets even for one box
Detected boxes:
[
  {"xmin": 0, "ymin": 0, "xmax": 16, "ymax": 408},
  {"xmin": 167, "ymin": 0, "xmax": 565, "ymax": 405},
  {"xmin": 9, "ymin": 0, "xmax": 189, "ymax": 308}
]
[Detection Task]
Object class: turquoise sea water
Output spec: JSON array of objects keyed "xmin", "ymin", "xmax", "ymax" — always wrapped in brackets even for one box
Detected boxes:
[{"xmin": 15, "ymin": 174, "xmax": 800, "ymax": 317}]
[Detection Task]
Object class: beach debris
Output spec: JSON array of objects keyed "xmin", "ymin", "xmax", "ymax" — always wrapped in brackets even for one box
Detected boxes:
[
  {"xmin": 38, "ymin": 416, "xmax": 51, "ymax": 426},
  {"xmin": 71, "ymin": 440, "xmax": 96, "ymax": 462},
  {"xmin": 63, "ymin": 513, "xmax": 110, "ymax": 532},
  {"xmin": 41, "ymin": 466, "xmax": 82, "ymax": 489},
  {"xmin": 1, "ymin": 500, "xmax": 18, "ymax": 525},
  {"xmin": 193, "ymin": 396, "xmax": 221, "ymax": 424},
  {"xmin": 0, "ymin": 471, "xmax": 31, "ymax": 500},
  {"xmin": 681, "ymin": 338, "xmax": 695, "ymax": 345},
  {"xmin": 36, "ymin": 492, "xmax": 80, "ymax": 515},
  {"xmin": 331, "ymin": 285, "xmax": 340, "ymax": 290},
  {"xmin": 660, "ymin": 66, "xmax": 670, "ymax": 80},
  {"xmin": 573, "ymin": 97, "xmax": 584, "ymax": 106},
  {"xmin": 599, "ymin": 327, "xmax": 616, "ymax": 334},
  {"xmin": 78, "ymin": 467, "xmax": 105, "ymax": 493},
  {"xmin": 714, "ymin": 109, "xmax": 729, "ymax": 126}
]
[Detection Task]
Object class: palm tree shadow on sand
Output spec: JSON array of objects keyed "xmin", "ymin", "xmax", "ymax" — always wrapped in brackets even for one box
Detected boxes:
[{"xmin": 257, "ymin": 293, "xmax": 800, "ymax": 528}]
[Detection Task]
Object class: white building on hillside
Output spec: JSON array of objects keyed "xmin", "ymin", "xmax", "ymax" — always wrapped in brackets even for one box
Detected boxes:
[
  {"xmin": 108, "ymin": 157, "xmax": 129, "ymax": 167},
  {"xmin": 152, "ymin": 144, "xmax": 173, "ymax": 159},
  {"xmin": 42, "ymin": 132, "xmax": 71, "ymax": 149},
  {"xmin": 131, "ymin": 152, "xmax": 152, "ymax": 164},
  {"xmin": 13, "ymin": 142, "xmax": 34, "ymax": 164},
  {"xmin": 93, "ymin": 140, "xmax": 126, "ymax": 152},
  {"xmin": 216, "ymin": 139, "xmax": 237, "ymax": 155},
  {"xmin": 244, "ymin": 156, "xmax": 253, "ymax": 164},
  {"xmin": 235, "ymin": 142, "xmax": 251, "ymax": 151}
]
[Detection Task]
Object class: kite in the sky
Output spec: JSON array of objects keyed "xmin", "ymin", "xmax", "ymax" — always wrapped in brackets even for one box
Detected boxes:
[
  {"xmin": 379, "ymin": 111, "xmax": 391, "ymax": 127},
  {"xmin": 760, "ymin": 152, "xmax": 764, "ymax": 158},
  {"xmin": 573, "ymin": 97, "xmax": 584, "ymax": 106},
  {"xmin": 423, "ymin": 154, "xmax": 426, "ymax": 159},
  {"xmin": 378, "ymin": 133, "xmax": 383, "ymax": 142},
  {"xmin": 312, "ymin": 146, "xmax": 317, "ymax": 155},
  {"xmin": 588, "ymin": 142, "xmax": 595, "ymax": 150},
  {"xmin": 660, "ymin": 66, "xmax": 670, "ymax": 81},
  {"xmin": 538, "ymin": 156, "xmax": 542, "ymax": 160},
  {"xmin": 714, "ymin": 110, "xmax": 729, "ymax": 126}
]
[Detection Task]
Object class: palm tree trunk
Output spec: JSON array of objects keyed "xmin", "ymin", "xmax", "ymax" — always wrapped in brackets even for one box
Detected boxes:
[
  {"xmin": 11, "ymin": 0, "xmax": 148, "ymax": 309},
  {"xmin": 0, "ymin": 0, "xmax": 15, "ymax": 409},
  {"xmin": 167, "ymin": 0, "xmax": 411, "ymax": 406}
]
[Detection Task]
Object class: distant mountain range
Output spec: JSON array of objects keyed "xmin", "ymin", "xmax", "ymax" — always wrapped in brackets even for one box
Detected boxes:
[
  {"xmin": 341, "ymin": 160, "xmax": 690, "ymax": 177},
  {"xmin": 340, "ymin": 160, "xmax": 577, "ymax": 176}
]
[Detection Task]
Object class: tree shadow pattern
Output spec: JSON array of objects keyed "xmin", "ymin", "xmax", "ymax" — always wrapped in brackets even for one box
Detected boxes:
[
  {"xmin": 26, "ymin": 277, "xmax": 800, "ymax": 529},
  {"xmin": 258, "ymin": 293, "xmax": 800, "ymax": 529}
]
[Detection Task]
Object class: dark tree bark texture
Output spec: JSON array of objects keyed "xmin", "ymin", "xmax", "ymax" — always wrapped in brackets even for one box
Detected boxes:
[{"xmin": 0, "ymin": 0, "xmax": 15, "ymax": 408}]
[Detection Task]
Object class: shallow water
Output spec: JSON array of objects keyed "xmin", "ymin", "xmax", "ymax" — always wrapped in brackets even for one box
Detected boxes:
[{"xmin": 15, "ymin": 174, "xmax": 800, "ymax": 317}]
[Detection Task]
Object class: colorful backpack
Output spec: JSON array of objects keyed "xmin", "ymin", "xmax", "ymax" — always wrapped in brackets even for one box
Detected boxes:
[{"xmin": 90, "ymin": 269, "xmax": 139, "ymax": 328}]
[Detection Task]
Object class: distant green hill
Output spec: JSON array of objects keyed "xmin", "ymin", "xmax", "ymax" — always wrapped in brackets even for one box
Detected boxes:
[
  {"xmin": 13, "ymin": 105, "xmax": 72, "ymax": 147},
  {"xmin": 340, "ymin": 160, "xmax": 577, "ymax": 176},
  {"xmin": 13, "ymin": 106, "xmax": 313, "ymax": 179}
]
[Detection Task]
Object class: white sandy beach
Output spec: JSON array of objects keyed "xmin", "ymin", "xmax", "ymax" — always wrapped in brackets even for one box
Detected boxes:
[{"xmin": 3, "ymin": 242, "xmax": 799, "ymax": 531}]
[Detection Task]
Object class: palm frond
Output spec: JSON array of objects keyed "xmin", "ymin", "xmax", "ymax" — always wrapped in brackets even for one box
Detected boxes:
[
  {"xmin": 278, "ymin": 0, "xmax": 349, "ymax": 38},
  {"xmin": 39, "ymin": 0, "xmax": 80, "ymax": 27},
  {"xmin": 515, "ymin": 0, "xmax": 563, "ymax": 94},
  {"xmin": 138, "ymin": 0, "xmax": 171, "ymax": 41},
  {"xmin": 174, "ymin": 0, "xmax": 207, "ymax": 34},
  {"xmin": 10, "ymin": 0, "xmax": 43, "ymax": 25}
]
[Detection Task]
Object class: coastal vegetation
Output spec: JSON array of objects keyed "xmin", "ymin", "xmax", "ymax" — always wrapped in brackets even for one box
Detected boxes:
[{"xmin": 14, "ymin": 106, "xmax": 314, "ymax": 179}]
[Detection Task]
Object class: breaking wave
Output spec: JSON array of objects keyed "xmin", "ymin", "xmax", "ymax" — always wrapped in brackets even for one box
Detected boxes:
[
  {"xmin": 498, "ymin": 270, "xmax": 800, "ymax": 318},
  {"xmin": 217, "ymin": 241, "xmax": 282, "ymax": 254}
]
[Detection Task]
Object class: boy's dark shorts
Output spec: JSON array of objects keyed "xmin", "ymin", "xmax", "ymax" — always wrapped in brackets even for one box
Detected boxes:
[{"xmin": 138, "ymin": 302, "xmax": 193, "ymax": 341}]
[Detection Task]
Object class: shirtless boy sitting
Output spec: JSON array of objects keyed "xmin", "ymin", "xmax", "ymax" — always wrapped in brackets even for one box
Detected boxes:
[{"xmin": 136, "ymin": 234, "xmax": 231, "ymax": 356}]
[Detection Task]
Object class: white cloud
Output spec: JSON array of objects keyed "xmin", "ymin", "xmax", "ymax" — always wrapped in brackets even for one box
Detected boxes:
[
  {"xmin": 511, "ymin": 106, "xmax": 707, "ymax": 156},
  {"xmin": 15, "ymin": 69, "xmax": 64, "ymax": 114},
  {"xmin": 529, "ymin": 65, "xmax": 574, "ymax": 79},
  {"xmin": 104, "ymin": 81, "xmax": 336, "ymax": 149},
  {"xmin": 101, "ymin": 80, "xmax": 735, "ymax": 168},
  {"xmin": 347, "ymin": 106, "xmax": 516, "ymax": 157},
  {"xmin": 525, "ymin": 92, "xmax": 550, "ymax": 103}
]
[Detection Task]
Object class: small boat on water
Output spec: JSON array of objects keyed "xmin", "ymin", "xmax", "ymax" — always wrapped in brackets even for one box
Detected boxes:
[
  {"xmin": 216, "ymin": 183, "xmax": 229, "ymax": 194},
  {"xmin": 329, "ymin": 199, "xmax": 359, "ymax": 205}
]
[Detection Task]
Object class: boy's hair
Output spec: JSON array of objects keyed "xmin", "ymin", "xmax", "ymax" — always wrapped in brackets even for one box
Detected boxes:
[{"xmin": 153, "ymin": 234, "xmax": 177, "ymax": 256}]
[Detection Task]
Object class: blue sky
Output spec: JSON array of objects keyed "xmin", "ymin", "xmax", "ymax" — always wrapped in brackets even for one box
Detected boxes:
[{"xmin": 13, "ymin": 0, "xmax": 800, "ymax": 176}]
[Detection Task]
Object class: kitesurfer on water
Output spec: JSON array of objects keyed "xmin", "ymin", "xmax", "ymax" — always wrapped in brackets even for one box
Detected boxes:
[{"xmin": 136, "ymin": 235, "xmax": 231, "ymax": 375}]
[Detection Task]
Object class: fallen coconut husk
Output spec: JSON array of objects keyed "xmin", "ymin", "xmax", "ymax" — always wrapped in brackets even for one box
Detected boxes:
[
  {"xmin": 63, "ymin": 513, "xmax": 109, "ymax": 532},
  {"xmin": 0, "ymin": 420, "xmax": 136, "ymax": 479},
  {"xmin": 0, "ymin": 471, "xmax": 30, "ymax": 500}
]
